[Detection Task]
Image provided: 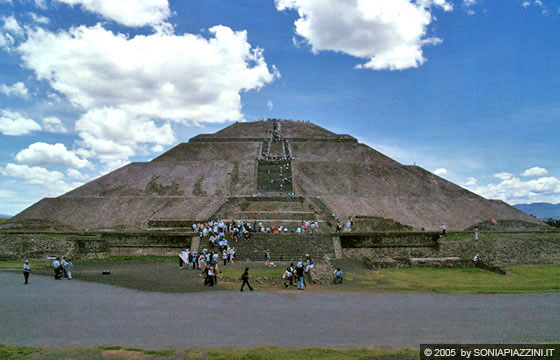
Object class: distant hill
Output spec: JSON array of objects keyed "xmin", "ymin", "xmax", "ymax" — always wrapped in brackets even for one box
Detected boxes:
[
  {"xmin": 0, "ymin": 214, "xmax": 11, "ymax": 218},
  {"xmin": 514, "ymin": 203, "xmax": 560, "ymax": 220}
]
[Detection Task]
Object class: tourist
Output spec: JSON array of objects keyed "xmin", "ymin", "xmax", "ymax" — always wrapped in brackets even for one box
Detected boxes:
[
  {"xmin": 305, "ymin": 255, "xmax": 314, "ymax": 273},
  {"xmin": 296, "ymin": 262, "xmax": 305, "ymax": 290},
  {"xmin": 441, "ymin": 224, "xmax": 447, "ymax": 237},
  {"xmin": 333, "ymin": 268, "xmax": 343, "ymax": 284},
  {"xmin": 265, "ymin": 251, "xmax": 271, "ymax": 266},
  {"xmin": 61, "ymin": 257, "xmax": 69, "ymax": 278},
  {"xmin": 473, "ymin": 253, "xmax": 480, "ymax": 263},
  {"xmin": 240, "ymin": 267, "xmax": 253, "ymax": 291},
  {"xmin": 66, "ymin": 258, "xmax": 73, "ymax": 280},
  {"xmin": 52, "ymin": 257, "xmax": 62, "ymax": 280},
  {"xmin": 336, "ymin": 222, "xmax": 341, "ymax": 233},
  {"xmin": 222, "ymin": 250, "xmax": 228, "ymax": 266},
  {"xmin": 211, "ymin": 264, "xmax": 218, "ymax": 285},
  {"xmin": 204, "ymin": 266, "xmax": 214, "ymax": 286},
  {"xmin": 474, "ymin": 226, "xmax": 479, "ymax": 241},
  {"xmin": 288, "ymin": 263, "xmax": 295, "ymax": 286},
  {"xmin": 23, "ymin": 260, "xmax": 30, "ymax": 284},
  {"xmin": 283, "ymin": 267, "xmax": 292, "ymax": 288},
  {"xmin": 345, "ymin": 218, "xmax": 353, "ymax": 232}
]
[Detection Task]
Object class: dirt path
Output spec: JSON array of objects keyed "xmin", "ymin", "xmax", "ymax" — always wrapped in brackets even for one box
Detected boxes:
[{"xmin": 1, "ymin": 271, "xmax": 559, "ymax": 350}]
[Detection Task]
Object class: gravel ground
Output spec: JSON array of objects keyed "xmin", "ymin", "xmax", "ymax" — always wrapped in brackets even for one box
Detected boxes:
[{"xmin": 1, "ymin": 270, "xmax": 559, "ymax": 350}]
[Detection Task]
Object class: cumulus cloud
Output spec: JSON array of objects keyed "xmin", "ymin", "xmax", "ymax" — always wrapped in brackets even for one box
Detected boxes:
[
  {"xmin": 267, "ymin": 99, "xmax": 274, "ymax": 110},
  {"xmin": 494, "ymin": 172, "xmax": 513, "ymax": 180},
  {"xmin": 34, "ymin": 0, "xmax": 47, "ymax": 9},
  {"xmin": 41, "ymin": 116, "xmax": 68, "ymax": 133},
  {"xmin": 55, "ymin": 0, "xmax": 171, "ymax": 28},
  {"xmin": 0, "ymin": 82, "xmax": 28, "ymax": 98},
  {"xmin": 15, "ymin": 142, "xmax": 91, "ymax": 168},
  {"xmin": 75, "ymin": 107, "xmax": 176, "ymax": 169},
  {"xmin": 2, "ymin": 15, "xmax": 24, "ymax": 37},
  {"xmin": 275, "ymin": 0, "xmax": 452, "ymax": 70},
  {"xmin": 17, "ymin": 23, "xmax": 278, "ymax": 166},
  {"xmin": 472, "ymin": 176, "xmax": 560, "ymax": 204},
  {"xmin": 434, "ymin": 168, "xmax": 447, "ymax": 176},
  {"xmin": 521, "ymin": 167, "xmax": 548, "ymax": 177},
  {"xmin": 67, "ymin": 168, "xmax": 88, "ymax": 180},
  {"xmin": 465, "ymin": 177, "xmax": 477, "ymax": 186},
  {"xmin": 2, "ymin": 163, "xmax": 80, "ymax": 193},
  {"xmin": 0, "ymin": 109, "xmax": 41, "ymax": 135},
  {"xmin": 29, "ymin": 12, "xmax": 50, "ymax": 24},
  {"xmin": 18, "ymin": 24, "xmax": 278, "ymax": 125}
]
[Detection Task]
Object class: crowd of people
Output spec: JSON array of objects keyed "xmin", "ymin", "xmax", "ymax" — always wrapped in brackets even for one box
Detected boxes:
[
  {"xmin": 178, "ymin": 247, "xmax": 236, "ymax": 287},
  {"xmin": 280, "ymin": 254, "xmax": 315, "ymax": 290},
  {"xmin": 191, "ymin": 219, "xmax": 322, "ymax": 238},
  {"xmin": 52, "ymin": 256, "xmax": 73, "ymax": 280}
]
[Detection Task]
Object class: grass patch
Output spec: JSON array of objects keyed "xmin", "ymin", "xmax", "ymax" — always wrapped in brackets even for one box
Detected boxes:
[
  {"xmin": 76, "ymin": 255, "xmax": 176, "ymax": 263},
  {"xmin": 143, "ymin": 349, "xmax": 176, "ymax": 356},
  {"xmin": 347, "ymin": 265, "xmax": 560, "ymax": 293},
  {"xmin": 219, "ymin": 266, "xmax": 284, "ymax": 279},
  {"xmin": 0, "ymin": 260, "xmax": 50, "ymax": 270},
  {"xmin": 185, "ymin": 346, "xmax": 417, "ymax": 360},
  {"xmin": 0, "ymin": 344, "xmax": 41, "ymax": 358},
  {"xmin": 0, "ymin": 344, "xmax": 416, "ymax": 359}
]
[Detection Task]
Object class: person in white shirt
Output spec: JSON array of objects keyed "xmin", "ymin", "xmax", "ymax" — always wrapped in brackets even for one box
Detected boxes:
[
  {"xmin": 23, "ymin": 260, "xmax": 31, "ymax": 284},
  {"xmin": 61, "ymin": 257, "xmax": 69, "ymax": 278},
  {"xmin": 53, "ymin": 257, "xmax": 63, "ymax": 280},
  {"xmin": 282, "ymin": 267, "xmax": 292, "ymax": 288}
]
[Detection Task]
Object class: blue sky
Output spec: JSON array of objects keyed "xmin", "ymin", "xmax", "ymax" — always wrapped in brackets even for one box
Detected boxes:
[{"xmin": 1, "ymin": 0, "xmax": 559, "ymax": 215}]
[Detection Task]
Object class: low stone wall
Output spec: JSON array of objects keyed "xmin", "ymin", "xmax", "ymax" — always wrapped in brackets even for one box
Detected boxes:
[
  {"xmin": 343, "ymin": 232, "xmax": 560, "ymax": 266},
  {"xmin": 340, "ymin": 232, "xmax": 439, "ymax": 248},
  {"xmin": 0, "ymin": 231, "xmax": 192, "ymax": 260}
]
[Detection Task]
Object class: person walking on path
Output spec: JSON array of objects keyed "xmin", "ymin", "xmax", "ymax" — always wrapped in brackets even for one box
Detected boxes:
[
  {"xmin": 23, "ymin": 260, "xmax": 31, "ymax": 284},
  {"xmin": 66, "ymin": 258, "xmax": 73, "ymax": 280},
  {"xmin": 240, "ymin": 267, "xmax": 253, "ymax": 292},
  {"xmin": 296, "ymin": 262, "xmax": 305, "ymax": 290}
]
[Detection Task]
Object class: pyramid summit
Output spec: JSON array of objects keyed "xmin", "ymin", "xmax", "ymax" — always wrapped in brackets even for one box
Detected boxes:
[{"xmin": 8, "ymin": 119, "xmax": 537, "ymax": 231}]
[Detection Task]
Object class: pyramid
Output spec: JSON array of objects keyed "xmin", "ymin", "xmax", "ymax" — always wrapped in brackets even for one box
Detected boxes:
[{"xmin": 8, "ymin": 119, "xmax": 539, "ymax": 231}]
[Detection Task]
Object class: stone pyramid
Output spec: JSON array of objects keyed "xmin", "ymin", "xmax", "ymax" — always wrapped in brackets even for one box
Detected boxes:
[{"xmin": 8, "ymin": 119, "xmax": 538, "ymax": 231}]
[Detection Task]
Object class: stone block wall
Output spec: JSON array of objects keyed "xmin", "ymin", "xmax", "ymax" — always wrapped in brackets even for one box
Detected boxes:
[{"xmin": 0, "ymin": 231, "xmax": 192, "ymax": 260}]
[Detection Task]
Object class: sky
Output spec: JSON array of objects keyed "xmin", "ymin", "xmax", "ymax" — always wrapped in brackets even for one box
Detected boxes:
[{"xmin": 1, "ymin": 0, "xmax": 559, "ymax": 216}]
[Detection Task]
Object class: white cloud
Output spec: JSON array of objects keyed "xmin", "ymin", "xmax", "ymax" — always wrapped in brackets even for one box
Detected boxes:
[
  {"xmin": 2, "ymin": 163, "xmax": 79, "ymax": 193},
  {"xmin": 29, "ymin": 12, "xmax": 50, "ymax": 24},
  {"xmin": 275, "ymin": 0, "xmax": 452, "ymax": 70},
  {"xmin": 0, "ymin": 109, "xmax": 41, "ymax": 135},
  {"xmin": 34, "ymin": 0, "xmax": 47, "ymax": 9},
  {"xmin": 267, "ymin": 99, "xmax": 274, "ymax": 110},
  {"xmin": 67, "ymin": 168, "xmax": 88, "ymax": 180},
  {"xmin": 75, "ymin": 107, "xmax": 176, "ymax": 169},
  {"xmin": 41, "ymin": 116, "xmax": 68, "ymax": 133},
  {"xmin": 0, "ymin": 82, "xmax": 28, "ymax": 97},
  {"xmin": 464, "ymin": 0, "xmax": 476, "ymax": 5},
  {"xmin": 434, "ymin": 168, "xmax": 448, "ymax": 176},
  {"xmin": 521, "ymin": 166, "xmax": 548, "ymax": 177},
  {"xmin": 522, "ymin": 1, "xmax": 531, "ymax": 7},
  {"xmin": 2, "ymin": 15, "xmax": 24, "ymax": 37},
  {"xmin": 18, "ymin": 24, "xmax": 278, "ymax": 125},
  {"xmin": 151, "ymin": 144, "xmax": 164, "ymax": 153},
  {"xmin": 494, "ymin": 172, "xmax": 514, "ymax": 180},
  {"xmin": 0, "ymin": 189, "xmax": 17, "ymax": 198},
  {"xmin": 465, "ymin": 177, "xmax": 477, "ymax": 186},
  {"xmin": 55, "ymin": 0, "xmax": 171, "ymax": 28},
  {"xmin": 15, "ymin": 142, "xmax": 92, "ymax": 168},
  {"xmin": 471, "ymin": 176, "xmax": 560, "ymax": 204}
]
